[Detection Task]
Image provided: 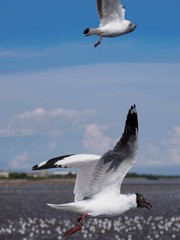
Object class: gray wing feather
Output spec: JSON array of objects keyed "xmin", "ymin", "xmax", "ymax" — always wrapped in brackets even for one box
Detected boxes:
[
  {"xmin": 32, "ymin": 154, "xmax": 101, "ymax": 201},
  {"xmin": 96, "ymin": 0, "xmax": 125, "ymax": 26},
  {"xmin": 74, "ymin": 161, "xmax": 98, "ymax": 201}
]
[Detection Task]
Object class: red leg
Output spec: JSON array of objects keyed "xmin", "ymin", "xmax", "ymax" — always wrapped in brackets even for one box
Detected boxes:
[
  {"xmin": 64, "ymin": 224, "xmax": 82, "ymax": 236},
  {"xmin": 64, "ymin": 213, "xmax": 88, "ymax": 237},
  {"xmin": 77, "ymin": 213, "xmax": 88, "ymax": 224}
]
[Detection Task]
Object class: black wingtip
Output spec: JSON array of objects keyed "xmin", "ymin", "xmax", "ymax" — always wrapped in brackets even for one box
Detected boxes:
[
  {"xmin": 129, "ymin": 104, "xmax": 137, "ymax": 115},
  {"xmin": 123, "ymin": 104, "xmax": 138, "ymax": 138},
  {"xmin": 32, "ymin": 154, "xmax": 75, "ymax": 171},
  {"xmin": 32, "ymin": 164, "xmax": 39, "ymax": 171},
  {"xmin": 131, "ymin": 104, "xmax": 136, "ymax": 110},
  {"xmin": 113, "ymin": 104, "xmax": 138, "ymax": 152},
  {"xmin": 129, "ymin": 104, "xmax": 138, "ymax": 131},
  {"xmin": 83, "ymin": 28, "xmax": 90, "ymax": 35},
  {"xmin": 122, "ymin": 5, "xmax": 126, "ymax": 10}
]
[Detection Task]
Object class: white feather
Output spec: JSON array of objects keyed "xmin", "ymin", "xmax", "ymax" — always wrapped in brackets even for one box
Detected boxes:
[{"xmin": 97, "ymin": 0, "xmax": 125, "ymax": 27}]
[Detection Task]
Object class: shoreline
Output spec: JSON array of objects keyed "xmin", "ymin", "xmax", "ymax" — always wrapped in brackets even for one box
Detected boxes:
[
  {"xmin": 0, "ymin": 177, "xmax": 180, "ymax": 186},
  {"xmin": 0, "ymin": 178, "xmax": 75, "ymax": 186}
]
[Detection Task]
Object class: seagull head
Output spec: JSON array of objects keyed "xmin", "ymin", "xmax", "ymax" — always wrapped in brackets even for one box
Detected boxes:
[
  {"xmin": 135, "ymin": 193, "xmax": 152, "ymax": 211},
  {"xmin": 128, "ymin": 22, "xmax": 137, "ymax": 32}
]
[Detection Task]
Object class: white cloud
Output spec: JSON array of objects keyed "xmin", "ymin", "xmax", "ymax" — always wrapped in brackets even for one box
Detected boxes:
[
  {"xmin": 0, "ymin": 45, "xmax": 63, "ymax": 58},
  {"xmin": 138, "ymin": 125, "xmax": 180, "ymax": 167},
  {"xmin": 12, "ymin": 108, "xmax": 95, "ymax": 122},
  {"xmin": 0, "ymin": 127, "xmax": 34, "ymax": 137},
  {"xmin": 164, "ymin": 126, "xmax": 180, "ymax": 165},
  {"xmin": 0, "ymin": 62, "xmax": 180, "ymax": 172},
  {"xmin": 0, "ymin": 42, "xmax": 114, "ymax": 60},
  {"xmin": 0, "ymin": 108, "xmax": 95, "ymax": 137},
  {"xmin": 83, "ymin": 124, "xmax": 113, "ymax": 154},
  {"xmin": 138, "ymin": 144, "xmax": 165, "ymax": 166}
]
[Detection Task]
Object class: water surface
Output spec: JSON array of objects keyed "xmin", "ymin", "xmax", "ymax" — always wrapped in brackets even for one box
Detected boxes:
[{"xmin": 0, "ymin": 178, "xmax": 179, "ymax": 239}]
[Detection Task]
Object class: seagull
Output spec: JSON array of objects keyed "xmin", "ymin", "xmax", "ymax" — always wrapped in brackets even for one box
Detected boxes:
[
  {"xmin": 32, "ymin": 105, "xmax": 152, "ymax": 236},
  {"xmin": 83, "ymin": 0, "xmax": 137, "ymax": 47}
]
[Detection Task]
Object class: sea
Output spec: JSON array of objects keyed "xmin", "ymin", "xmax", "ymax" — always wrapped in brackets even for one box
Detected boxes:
[{"xmin": 0, "ymin": 178, "xmax": 180, "ymax": 240}]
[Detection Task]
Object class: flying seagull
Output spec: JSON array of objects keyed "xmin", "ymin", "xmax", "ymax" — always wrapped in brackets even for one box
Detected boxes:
[
  {"xmin": 32, "ymin": 105, "xmax": 152, "ymax": 236},
  {"xmin": 83, "ymin": 0, "xmax": 136, "ymax": 47}
]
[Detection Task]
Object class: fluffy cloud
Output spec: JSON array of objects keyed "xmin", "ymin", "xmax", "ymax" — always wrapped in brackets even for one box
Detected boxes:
[
  {"xmin": 164, "ymin": 126, "xmax": 180, "ymax": 165},
  {"xmin": 0, "ymin": 62, "xmax": 180, "ymax": 172},
  {"xmin": 0, "ymin": 127, "xmax": 34, "ymax": 137},
  {"xmin": 13, "ymin": 108, "xmax": 95, "ymax": 121},
  {"xmin": 0, "ymin": 108, "xmax": 95, "ymax": 138},
  {"xmin": 138, "ymin": 125, "xmax": 180, "ymax": 167},
  {"xmin": 83, "ymin": 123, "xmax": 113, "ymax": 154}
]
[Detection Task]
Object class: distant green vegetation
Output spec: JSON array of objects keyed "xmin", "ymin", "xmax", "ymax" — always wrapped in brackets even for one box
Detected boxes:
[
  {"xmin": 0, "ymin": 172, "xmax": 76, "ymax": 180},
  {"xmin": 127, "ymin": 172, "xmax": 180, "ymax": 180},
  {"xmin": 9, "ymin": 172, "xmax": 27, "ymax": 179},
  {"xmin": 0, "ymin": 171, "xmax": 179, "ymax": 180}
]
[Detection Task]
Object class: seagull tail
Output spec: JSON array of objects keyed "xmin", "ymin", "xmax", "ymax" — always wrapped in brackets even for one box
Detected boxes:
[
  {"xmin": 47, "ymin": 203, "xmax": 81, "ymax": 213},
  {"xmin": 47, "ymin": 203, "xmax": 68, "ymax": 210}
]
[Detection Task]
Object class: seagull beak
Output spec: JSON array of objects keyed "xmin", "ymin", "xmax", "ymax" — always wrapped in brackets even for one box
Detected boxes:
[{"xmin": 144, "ymin": 201, "xmax": 152, "ymax": 211}]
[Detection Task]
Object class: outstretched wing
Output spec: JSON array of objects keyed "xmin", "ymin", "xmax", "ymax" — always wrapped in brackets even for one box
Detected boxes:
[
  {"xmin": 97, "ymin": 0, "xmax": 125, "ymax": 27},
  {"xmin": 32, "ymin": 105, "xmax": 138, "ymax": 200},
  {"xmin": 82, "ymin": 105, "xmax": 138, "ymax": 198},
  {"xmin": 32, "ymin": 154, "xmax": 101, "ymax": 201}
]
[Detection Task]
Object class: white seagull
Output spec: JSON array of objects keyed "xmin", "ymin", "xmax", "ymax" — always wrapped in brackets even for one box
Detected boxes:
[
  {"xmin": 83, "ymin": 0, "xmax": 137, "ymax": 47},
  {"xmin": 32, "ymin": 105, "xmax": 152, "ymax": 236}
]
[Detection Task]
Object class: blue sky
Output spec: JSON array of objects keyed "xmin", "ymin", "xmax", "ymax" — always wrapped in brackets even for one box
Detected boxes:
[{"xmin": 0, "ymin": 0, "xmax": 180, "ymax": 175}]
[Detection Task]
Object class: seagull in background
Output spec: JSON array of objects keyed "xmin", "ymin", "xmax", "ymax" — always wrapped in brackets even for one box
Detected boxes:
[
  {"xmin": 32, "ymin": 105, "xmax": 152, "ymax": 236},
  {"xmin": 83, "ymin": 0, "xmax": 137, "ymax": 47}
]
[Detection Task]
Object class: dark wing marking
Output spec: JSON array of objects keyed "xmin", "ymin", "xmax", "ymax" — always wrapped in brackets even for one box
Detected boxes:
[
  {"xmin": 106, "ymin": 104, "xmax": 138, "ymax": 172},
  {"xmin": 32, "ymin": 154, "xmax": 74, "ymax": 170},
  {"xmin": 82, "ymin": 105, "xmax": 138, "ymax": 197}
]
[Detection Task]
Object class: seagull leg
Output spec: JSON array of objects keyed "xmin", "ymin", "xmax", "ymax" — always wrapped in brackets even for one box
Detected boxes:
[
  {"xmin": 64, "ymin": 224, "xmax": 82, "ymax": 237},
  {"xmin": 94, "ymin": 35, "xmax": 103, "ymax": 48},
  {"xmin": 64, "ymin": 213, "xmax": 88, "ymax": 237}
]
